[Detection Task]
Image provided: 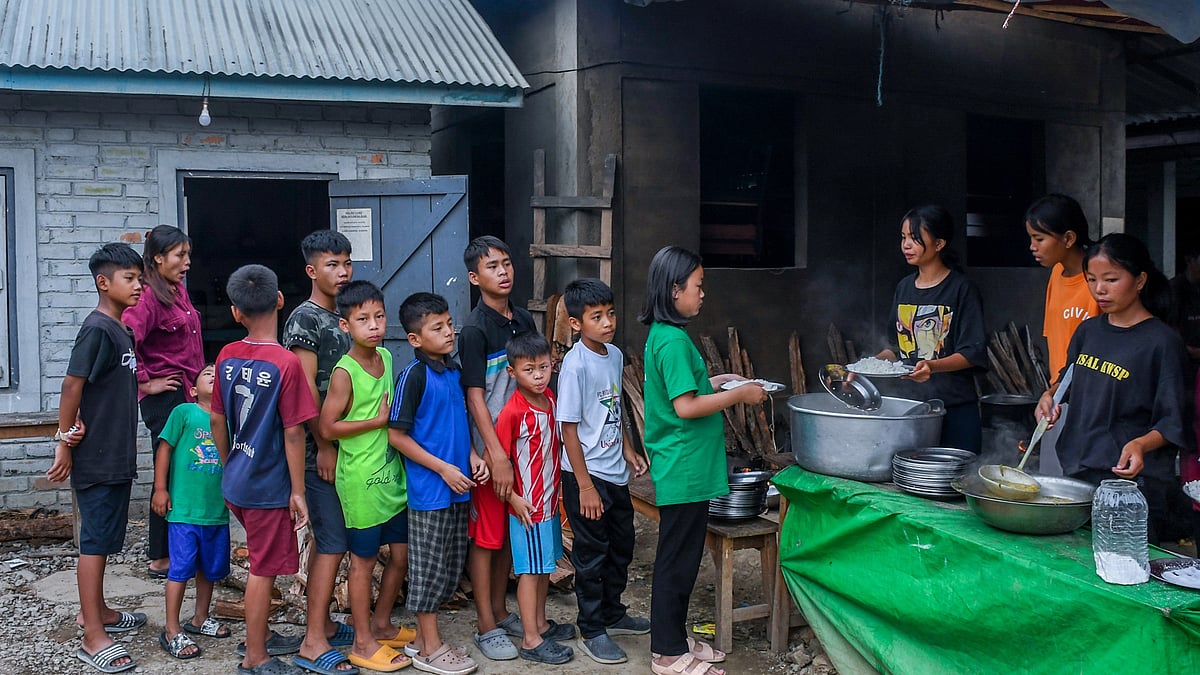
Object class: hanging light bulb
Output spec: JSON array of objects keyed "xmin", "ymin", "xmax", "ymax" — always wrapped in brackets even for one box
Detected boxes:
[
  {"xmin": 198, "ymin": 75, "xmax": 212, "ymax": 126},
  {"xmin": 198, "ymin": 98, "xmax": 211, "ymax": 126}
]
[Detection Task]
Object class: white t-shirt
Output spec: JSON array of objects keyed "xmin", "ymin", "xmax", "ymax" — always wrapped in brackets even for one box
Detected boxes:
[{"xmin": 557, "ymin": 340, "xmax": 630, "ymax": 485}]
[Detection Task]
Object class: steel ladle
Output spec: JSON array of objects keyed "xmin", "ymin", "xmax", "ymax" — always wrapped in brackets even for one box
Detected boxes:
[{"xmin": 978, "ymin": 365, "xmax": 1074, "ymax": 501}]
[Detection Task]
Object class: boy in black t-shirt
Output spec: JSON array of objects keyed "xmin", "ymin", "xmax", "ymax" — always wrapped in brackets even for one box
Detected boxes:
[{"xmin": 47, "ymin": 243, "xmax": 146, "ymax": 674}]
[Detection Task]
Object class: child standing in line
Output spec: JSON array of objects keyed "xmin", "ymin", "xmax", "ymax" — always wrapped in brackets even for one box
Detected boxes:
[
  {"xmin": 48, "ymin": 243, "xmax": 146, "ymax": 674},
  {"xmin": 318, "ymin": 281, "xmax": 410, "ymax": 673},
  {"xmin": 492, "ymin": 331, "xmax": 576, "ymax": 662},
  {"xmin": 496, "ymin": 333, "xmax": 574, "ymax": 665},
  {"xmin": 639, "ymin": 247, "xmax": 766, "ymax": 675},
  {"xmin": 557, "ymin": 279, "xmax": 650, "ymax": 665},
  {"xmin": 282, "ymin": 230, "xmax": 364, "ymax": 672},
  {"xmin": 152, "ymin": 363, "xmax": 232, "ymax": 660},
  {"xmin": 458, "ymin": 236, "xmax": 542, "ymax": 660},
  {"xmin": 211, "ymin": 265, "xmax": 317, "ymax": 675},
  {"xmin": 388, "ymin": 292, "xmax": 489, "ymax": 675}
]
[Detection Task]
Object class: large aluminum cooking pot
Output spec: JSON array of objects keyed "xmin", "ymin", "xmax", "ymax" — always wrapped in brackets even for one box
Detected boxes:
[{"xmin": 788, "ymin": 393, "xmax": 944, "ymax": 482}]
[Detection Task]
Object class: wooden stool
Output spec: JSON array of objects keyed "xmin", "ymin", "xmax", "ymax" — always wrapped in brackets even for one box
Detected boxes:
[
  {"xmin": 628, "ymin": 475, "xmax": 782, "ymax": 653},
  {"xmin": 704, "ymin": 515, "xmax": 779, "ymax": 653}
]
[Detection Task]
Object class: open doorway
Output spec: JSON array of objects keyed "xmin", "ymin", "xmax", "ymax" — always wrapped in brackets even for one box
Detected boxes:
[{"xmin": 182, "ymin": 174, "xmax": 333, "ymax": 360}]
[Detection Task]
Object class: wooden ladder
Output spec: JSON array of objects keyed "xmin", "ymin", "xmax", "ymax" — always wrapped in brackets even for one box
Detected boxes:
[{"xmin": 527, "ymin": 149, "xmax": 616, "ymax": 327}]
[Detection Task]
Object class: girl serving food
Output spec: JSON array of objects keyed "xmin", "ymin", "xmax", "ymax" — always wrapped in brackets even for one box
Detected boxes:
[
  {"xmin": 1036, "ymin": 233, "xmax": 1190, "ymax": 545},
  {"xmin": 875, "ymin": 205, "xmax": 987, "ymax": 453}
]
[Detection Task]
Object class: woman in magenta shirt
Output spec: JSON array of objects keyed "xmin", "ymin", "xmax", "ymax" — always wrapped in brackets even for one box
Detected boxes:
[{"xmin": 122, "ymin": 225, "xmax": 204, "ymax": 577}]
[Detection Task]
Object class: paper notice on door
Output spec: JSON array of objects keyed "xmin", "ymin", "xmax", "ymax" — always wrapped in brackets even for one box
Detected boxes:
[{"xmin": 336, "ymin": 208, "xmax": 373, "ymax": 261}]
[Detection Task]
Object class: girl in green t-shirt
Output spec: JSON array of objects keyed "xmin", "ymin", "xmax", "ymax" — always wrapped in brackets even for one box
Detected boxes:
[{"xmin": 637, "ymin": 246, "xmax": 767, "ymax": 675}]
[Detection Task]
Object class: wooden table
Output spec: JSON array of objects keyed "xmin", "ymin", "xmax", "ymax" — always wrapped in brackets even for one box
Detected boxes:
[{"xmin": 627, "ymin": 474, "xmax": 781, "ymax": 654}]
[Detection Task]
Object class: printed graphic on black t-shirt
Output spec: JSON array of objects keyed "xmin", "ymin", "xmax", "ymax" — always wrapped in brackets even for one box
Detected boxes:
[
  {"xmin": 896, "ymin": 304, "xmax": 954, "ymax": 361},
  {"xmin": 66, "ymin": 311, "xmax": 139, "ymax": 488}
]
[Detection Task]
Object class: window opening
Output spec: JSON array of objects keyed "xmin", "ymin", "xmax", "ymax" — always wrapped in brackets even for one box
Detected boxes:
[
  {"xmin": 965, "ymin": 115, "xmax": 1045, "ymax": 267},
  {"xmin": 699, "ymin": 87, "xmax": 796, "ymax": 268}
]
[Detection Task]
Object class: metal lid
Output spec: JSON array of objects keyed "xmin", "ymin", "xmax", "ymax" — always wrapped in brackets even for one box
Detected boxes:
[{"xmin": 819, "ymin": 363, "xmax": 882, "ymax": 412}]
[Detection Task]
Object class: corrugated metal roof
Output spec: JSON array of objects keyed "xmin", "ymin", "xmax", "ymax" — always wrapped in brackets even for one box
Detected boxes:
[{"xmin": 0, "ymin": 0, "xmax": 527, "ymax": 89}]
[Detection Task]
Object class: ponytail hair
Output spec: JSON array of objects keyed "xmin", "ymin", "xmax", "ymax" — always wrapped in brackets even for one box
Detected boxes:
[
  {"xmin": 902, "ymin": 204, "xmax": 960, "ymax": 271},
  {"xmin": 1084, "ymin": 233, "xmax": 1171, "ymax": 320},
  {"xmin": 1025, "ymin": 194, "xmax": 1093, "ymax": 248}
]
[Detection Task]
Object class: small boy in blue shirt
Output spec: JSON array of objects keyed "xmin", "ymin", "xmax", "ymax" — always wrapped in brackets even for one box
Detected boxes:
[
  {"xmin": 152, "ymin": 363, "xmax": 231, "ymax": 659},
  {"xmin": 388, "ymin": 292, "xmax": 488, "ymax": 675},
  {"xmin": 49, "ymin": 243, "xmax": 146, "ymax": 674}
]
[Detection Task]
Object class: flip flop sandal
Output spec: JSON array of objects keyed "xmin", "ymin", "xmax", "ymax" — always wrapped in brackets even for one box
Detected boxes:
[
  {"xmin": 650, "ymin": 653, "xmax": 724, "ymax": 675},
  {"xmin": 102, "ymin": 611, "xmax": 147, "ymax": 634},
  {"xmin": 147, "ymin": 567, "xmax": 169, "ymax": 579},
  {"xmin": 160, "ymin": 631, "xmax": 203, "ymax": 659},
  {"xmin": 237, "ymin": 630, "xmax": 304, "ymax": 656},
  {"xmin": 237, "ymin": 656, "xmax": 306, "ymax": 675},
  {"xmin": 518, "ymin": 639, "xmax": 573, "ymax": 665},
  {"xmin": 348, "ymin": 645, "xmax": 411, "ymax": 673},
  {"xmin": 76, "ymin": 642, "xmax": 137, "ymax": 673},
  {"xmin": 377, "ymin": 625, "xmax": 418, "ymax": 648},
  {"xmin": 410, "ymin": 643, "xmax": 478, "ymax": 675},
  {"xmin": 183, "ymin": 617, "xmax": 231, "ymax": 638},
  {"xmin": 295, "ymin": 648, "xmax": 361, "ymax": 675},
  {"xmin": 327, "ymin": 621, "xmax": 355, "ymax": 647},
  {"xmin": 652, "ymin": 637, "xmax": 726, "ymax": 664}
]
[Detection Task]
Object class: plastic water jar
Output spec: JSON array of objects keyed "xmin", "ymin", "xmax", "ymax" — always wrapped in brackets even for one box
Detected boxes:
[{"xmin": 1092, "ymin": 478, "xmax": 1150, "ymax": 585}]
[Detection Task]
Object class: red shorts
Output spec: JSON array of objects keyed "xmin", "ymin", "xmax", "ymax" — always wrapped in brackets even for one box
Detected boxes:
[
  {"xmin": 228, "ymin": 503, "xmax": 299, "ymax": 577},
  {"xmin": 468, "ymin": 483, "xmax": 508, "ymax": 550}
]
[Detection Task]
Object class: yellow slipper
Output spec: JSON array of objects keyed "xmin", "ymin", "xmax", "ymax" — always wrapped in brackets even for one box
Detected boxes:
[
  {"xmin": 378, "ymin": 626, "xmax": 418, "ymax": 649},
  {"xmin": 348, "ymin": 644, "xmax": 411, "ymax": 672}
]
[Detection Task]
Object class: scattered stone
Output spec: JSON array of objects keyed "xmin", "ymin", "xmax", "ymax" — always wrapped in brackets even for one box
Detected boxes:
[{"xmin": 789, "ymin": 642, "xmax": 814, "ymax": 667}]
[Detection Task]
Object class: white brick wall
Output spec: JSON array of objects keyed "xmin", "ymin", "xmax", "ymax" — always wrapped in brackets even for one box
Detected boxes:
[{"xmin": 0, "ymin": 92, "xmax": 434, "ymax": 509}]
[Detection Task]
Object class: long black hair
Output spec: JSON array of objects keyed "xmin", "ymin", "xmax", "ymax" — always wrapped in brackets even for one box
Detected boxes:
[
  {"xmin": 638, "ymin": 246, "xmax": 702, "ymax": 326},
  {"xmin": 143, "ymin": 224, "xmax": 191, "ymax": 306},
  {"xmin": 901, "ymin": 204, "xmax": 960, "ymax": 271},
  {"xmin": 1084, "ymin": 233, "xmax": 1171, "ymax": 320},
  {"xmin": 1025, "ymin": 194, "xmax": 1094, "ymax": 248}
]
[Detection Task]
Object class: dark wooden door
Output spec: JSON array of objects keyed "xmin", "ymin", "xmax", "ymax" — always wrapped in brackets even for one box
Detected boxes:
[{"xmin": 329, "ymin": 176, "xmax": 469, "ymax": 363}]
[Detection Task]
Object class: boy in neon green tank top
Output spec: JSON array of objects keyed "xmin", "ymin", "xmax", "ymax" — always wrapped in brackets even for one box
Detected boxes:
[{"xmin": 318, "ymin": 281, "xmax": 411, "ymax": 672}]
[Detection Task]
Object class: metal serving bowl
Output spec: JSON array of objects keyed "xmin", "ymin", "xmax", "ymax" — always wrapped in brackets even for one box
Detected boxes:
[{"xmin": 951, "ymin": 474, "xmax": 1095, "ymax": 535}]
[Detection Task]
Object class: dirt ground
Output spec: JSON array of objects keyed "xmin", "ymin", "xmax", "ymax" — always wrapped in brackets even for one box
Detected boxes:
[{"xmin": 0, "ymin": 509, "xmax": 809, "ymax": 675}]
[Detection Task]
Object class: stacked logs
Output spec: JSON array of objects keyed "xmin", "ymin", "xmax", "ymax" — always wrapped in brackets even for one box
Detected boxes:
[
  {"xmin": 984, "ymin": 322, "xmax": 1050, "ymax": 396},
  {"xmin": 622, "ymin": 326, "xmax": 787, "ymax": 458}
]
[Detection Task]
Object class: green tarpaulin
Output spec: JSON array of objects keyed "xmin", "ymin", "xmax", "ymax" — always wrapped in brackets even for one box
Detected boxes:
[{"xmin": 773, "ymin": 466, "xmax": 1200, "ymax": 674}]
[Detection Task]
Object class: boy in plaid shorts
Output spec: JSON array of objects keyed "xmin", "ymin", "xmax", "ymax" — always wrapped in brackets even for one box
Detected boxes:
[{"xmin": 388, "ymin": 293, "xmax": 489, "ymax": 675}]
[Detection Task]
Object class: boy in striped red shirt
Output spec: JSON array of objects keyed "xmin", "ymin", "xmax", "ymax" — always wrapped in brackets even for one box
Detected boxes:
[{"xmin": 495, "ymin": 333, "xmax": 575, "ymax": 665}]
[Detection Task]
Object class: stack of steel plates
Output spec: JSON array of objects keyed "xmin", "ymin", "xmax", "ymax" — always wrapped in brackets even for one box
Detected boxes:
[
  {"xmin": 709, "ymin": 470, "xmax": 773, "ymax": 520},
  {"xmin": 892, "ymin": 447, "xmax": 976, "ymax": 499}
]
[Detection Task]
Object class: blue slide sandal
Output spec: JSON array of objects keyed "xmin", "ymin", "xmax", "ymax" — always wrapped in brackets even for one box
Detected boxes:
[{"xmin": 295, "ymin": 649, "xmax": 359, "ymax": 675}]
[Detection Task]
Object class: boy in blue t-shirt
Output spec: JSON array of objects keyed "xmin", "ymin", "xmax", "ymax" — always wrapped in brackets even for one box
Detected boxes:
[
  {"xmin": 388, "ymin": 292, "xmax": 488, "ymax": 675},
  {"xmin": 211, "ymin": 265, "xmax": 318, "ymax": 674},
  {"xmin": 152, "ymin": 363, "xmax": 231, "ymax": 659},
  {"xmin": 48, "ymin": 243, "xmax": 145, "ymax": 674}
]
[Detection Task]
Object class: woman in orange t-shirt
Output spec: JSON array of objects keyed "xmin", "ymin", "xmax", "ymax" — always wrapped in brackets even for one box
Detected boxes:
[
  {"xmin": 1025, "ymin": 194, "xmax": 1098, "ymax": 474},
  {"xmin": 1027, "ymin": 195, "xmax": 1098, "ymax": 377}
]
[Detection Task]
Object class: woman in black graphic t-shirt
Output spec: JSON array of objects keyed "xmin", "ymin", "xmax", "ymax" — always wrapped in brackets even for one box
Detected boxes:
[
  {"xmin": 875, "ymin": 205, "xmax": 987, "ymax": 453},
  {"xmin": 1036, "ymin": 233, "xmax": 1191, "ymax": 544}
]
